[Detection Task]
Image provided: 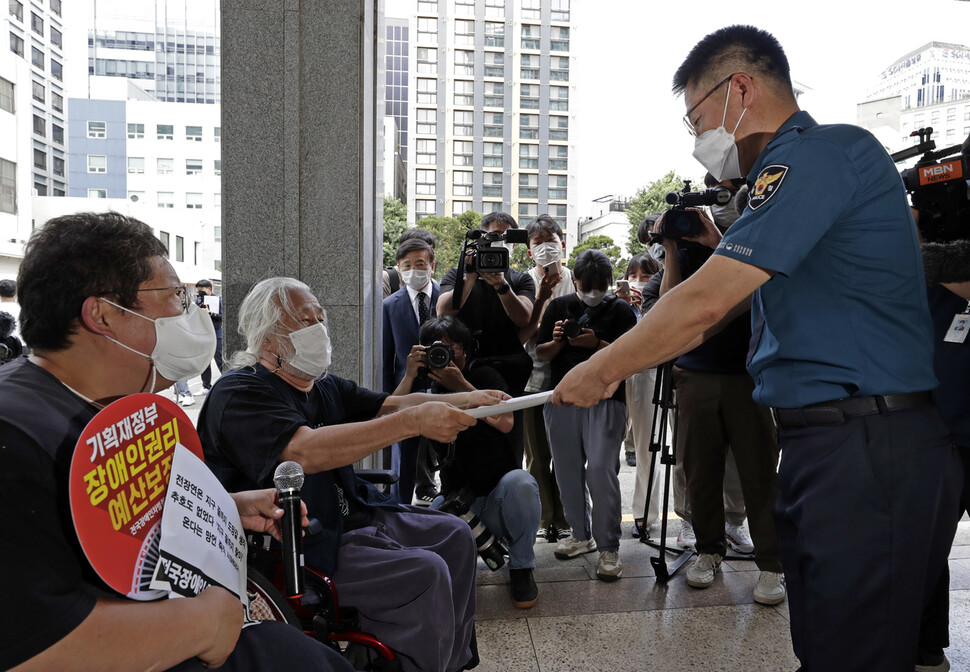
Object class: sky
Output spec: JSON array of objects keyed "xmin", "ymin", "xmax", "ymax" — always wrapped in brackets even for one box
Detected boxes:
[{"xmin": 385, "ymin": 0, "xmax": 970, "ymax": 213}]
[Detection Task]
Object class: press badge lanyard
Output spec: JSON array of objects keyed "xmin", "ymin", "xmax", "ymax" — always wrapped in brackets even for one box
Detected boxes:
[{"xmin": 944, "ymin": 301, "xmax": 970, "ymax": 344}]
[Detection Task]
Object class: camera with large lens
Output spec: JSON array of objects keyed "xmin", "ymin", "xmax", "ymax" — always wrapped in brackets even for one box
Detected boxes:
[
  {"xmin": 438, "ymin": 485, "xmax": 508, "ymax": 571},
  {"xmin": 424, "ymin": 341, "xmax": 454, "ymax": 370},
  {"xmin": 561, "ymin": 313, "xmax": 590, "ymax": 340},
  {"xmin": 643, "ymin": 181, "xmax": 731, "ymax": 244},
  {"xmin": 462, "ymin": 228, "xmax": 530, "ymax": 275}
]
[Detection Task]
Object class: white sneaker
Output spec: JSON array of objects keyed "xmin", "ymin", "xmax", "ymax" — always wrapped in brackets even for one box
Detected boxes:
[
  {"xmin": 180, "ymin": 394, "xmax": 195, "ymax": 407},
  {"xmin": 676, "ymin": 519, "xmax": 696, "ymax": 550},
  {"xmin": 554, "ymin": 536, "xmax": 597, "ymax": 559},
  {"xmin": 596, "ymin": 550, "xmax": 622, "ymax": 582},
  {"xmin": 753, "ymin": 571, "xmax": 786, "ymax": 605},
  {"xmin": 725, "ymin": 520, "xmax": 755, "ymax": 554},
  {"xmin": 686, "ymin": 553, "xmax": 722, "ymax": 589}
]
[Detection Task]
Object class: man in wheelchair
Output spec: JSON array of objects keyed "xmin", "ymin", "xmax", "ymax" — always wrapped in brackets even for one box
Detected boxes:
[
  {"xmin": 198, "ymin": 277, "xmax": 508, "ymax": 672},
  {"xmin": 0, "ymin": 212, "xmax": 354, "ymax": 672}
]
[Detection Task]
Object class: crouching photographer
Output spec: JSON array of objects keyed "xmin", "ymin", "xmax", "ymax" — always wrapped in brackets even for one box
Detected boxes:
[{"xmin": 392, "ymin": 316, "xmax": 541, "ymax": 609}]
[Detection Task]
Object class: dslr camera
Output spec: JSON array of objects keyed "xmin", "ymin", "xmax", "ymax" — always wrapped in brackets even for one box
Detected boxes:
[
  {"xmin": 418, "ymin": 340, "xmax": 454, "ymax": 377},
  {"xmin": 461, "ymin": 228, "xmax": 530, "ymax": 275},
  {"xmin": 642, "ymin": 181, "xmax": 731, "ymax": 243},
  {"xmin": 438, "ymin": 485, "xmax": 508, "ymax": 571},
  {"xmin": 561, "ymin": 312, "xmax": 591, "ymax": 340}
]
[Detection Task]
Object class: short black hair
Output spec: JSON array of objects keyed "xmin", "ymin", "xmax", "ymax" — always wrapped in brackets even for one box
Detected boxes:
[
  {"xmin": 18, "ymin": 212, "xmax": 166, "ymax": 351},
  {"xmin": 526, "ymin": 214, "xmax": 563, "ymax": 244},
  {"xmin": 396, "ymin": 238, "xmax": 435, "ymax": 262},
  {"xmin": 625, "ymin": 253, "xmax": 661, "ymax": 279},
  {"xmin": 419, "ymin": 315, "xmax": 473, "ymax": 351},
  {"xmin": 573, "ymin": 249, "xmax": 613, "ymax": 290},
  {"xmin": 398, "ymin": 227, "xmax": 437, "ymax": 249},
  {"xmin": 637, "ymin": 212, "xmax": 664, "ymax": 245},
  {"xmin": 0, "ymin": 279, "xmax": 15, "ymax": 298},
  {"xmin": 672, "ymin": 25, "xmax": 792, "ymax": 95},
  {"xmin": 481, "ymin": 211, "xmax": 518, "ymax": 231},
  {"xmin": 196, "ymin": 278, "xmax": 213, "ymax": 289}
]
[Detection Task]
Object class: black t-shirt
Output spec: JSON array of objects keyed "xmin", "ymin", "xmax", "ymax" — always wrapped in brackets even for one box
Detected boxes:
[
  {"xmin": 0, "ymin": 359, "xmax": 109, "ymax": 670},
  {"xmin": 536, "ymin": 294, "xmax": 637, "ymax": 403},
  {"xmin": 198, "ymin": 366, "xmax": 400, "ymax": 574},
  {"xmin": 433, "ymin": 365, "xmax": 517, "ymax": 498}
]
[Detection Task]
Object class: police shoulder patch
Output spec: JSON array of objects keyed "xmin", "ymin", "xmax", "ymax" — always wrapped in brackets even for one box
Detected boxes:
[{"xmin": 748, "ymin": 164, "xmax": 789, "ymax": 211}]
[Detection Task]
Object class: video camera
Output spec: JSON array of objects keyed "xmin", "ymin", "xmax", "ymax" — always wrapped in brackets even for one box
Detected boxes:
[
  {"xmin": 460, "ymin": 228, "xmax": 530, "ymax": 275},
  {"xmin": 642, "ymin": 181, "xmax": 731, "ymax": 244},
  {"xmin": 890, "ymin": 126, "xmax": 970, "ymax": 243}
]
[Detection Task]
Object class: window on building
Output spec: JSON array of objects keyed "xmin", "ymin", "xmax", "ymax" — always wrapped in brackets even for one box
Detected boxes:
[
  {"xmin": 127, "ymin": 190, "xmax": 144, "ymax": 202},
  {"xmin": 550, "ymin": 144, "xmax": 568, "ymax": 170},
  {"xmin": 484, "ymin": 52, "xmax": 504, "ymax": 78},
  {"xmin": 87, "ymin": 154, "xmax": 106, "ymax": 173},
  {"xmin": 549, "ymin": 174, "xmax": 567, "ymax": 200},
  {"xmin": 453, "ymin": 110, "xmax": 473, "ymax": 136},
  {"xmin": 521, "ymin": 0, "xmax": 540, "ymax": 19},
  {"xmin": 88, "ymin": 188, "xmax": 107, "ymax": 198},
  {"xmin": 32, "ymin": 113, "xmax": 44, "ymax": 136},
  {"xmin": 128, "ymin": 122, "xmax": 144, "ymax": 139},
  {"xmin": 484, "ymin": 113, "xmax": 503, "ymax": 138},
  {"xmin": 51, "ymin": 90, "xmax": 62, "ymax": 111},
  {"xmin": 454, "ymin": 19, "xmax": 474, "ymax": 45},
  {"xmin": 157, "ymin": 157, "xmax": 173, "ymax": 174},
  {"xmin": 157, "ymin": 192, "xmax": 174, "ymax": 209},
  {"xmin": 418, "ymin": 0, "xmax": 437, "ymax": 12},
  {"xmin": 50, "ymin": 26, "xmax": 61, "ymax": 49},
  {"xmin": 30, "ymin": 79, "xmax": 42, "ymax": 103},
  {"xmin": 484, "ymin": 82, "xmax": 503, "ymax": 107},
  {"xmin": 455, "ymin": 50, "xmax": 474, "ymax": 76},
  {"xmin": 214, "ymin": 259, "xmax": 222, "ymax": 272},
  {"xmin": 186, "ymin": 125, "xmax": 202, "ymax": 141},
  {"xmin": 31, "ymin": 45, "xmax": 43, "ymax": 68},
  {"xmin": 417, "ymin": 108, "xmax": 437, "ymax": 134},
  {"xmin": 551, "ymin": 87, "xmax": 569, "ymax": 110},
  {"xmin": 214, "ymin": 159, "xmax": 221, "ymax": 175},
  {"xmin": 32, "ymin": 147, "xmax": 45, "ymax": 169},
  {"xmin": 519, "ymin": 172, "xmax": 538, "ymax": 198},
  {"xmin": 484, "ymin": 22, "xmax": 504, "ymax": 47},
  {"xmin": 194, "ymin": 241, "xmax": 200, "ymax": 265},
  {"xmin": 0, "ymin": 77, "xmax": 13, "ymax": 113},
  {"xmin": 520, "ymin": 54, "xmax": 539, "ymax": 80},
  {"xmin": 551, "ymin": 26, "xmax": 569, "ymax": 51},
  {"xmin": 454, "ymin": 0, "xmax": 474, "ymax": 15},
  {"xmin": 52, "ymin": 124, "xmax": 62, "ymax": 144},
  {"xmin": 49, "ymin": 0, "xmax": 60, "ymax": 17},
  {"xmin": 454, "ymin": 80, "xmax": 473, "ymax": 106},
  {"xmin": 34, "ymin": 181, "xmax": 47, "ymax": 196},
  {"xmin": 87, "ymin": 120, "xmax": 106, "ymax": 138},
  {"xmin": 551, "ymin": 203, "xmax": 567, "ymax": 218},
  {"xmin": 29, "ymin": 11, "xmax": 41, "ymax": 35},
  {"xmin": 52, "ymin": 156, "xmax": 64, "ymax": 176},
  {"xmin": 52, "ymin": 184, "xmax": 64, "ymax": 197},
  {"xmin": 0, "ymin": 158, "xmax": 15, "ymax": 214},
  {"xmin": 186, "ymin": 158, "xmax": 203, "ymax": 175},
  {"xmin": 415, "ymin": 199, "xmax": 436, "ymax": 219},
  {"xmin": 453, "ymin": 140, "xmax": 473, "ymax": 165},
  {"xmin": 551, "ymin": 56, "xmax": 569, "ymax": 81},
  {"xmin": 214, "ymin": 224, "xmax": 222, "ymax": 241},
  {"xmin": 417, "ymin": 78, "xmax": 436, "ymax": 104},
  {"xmin": 416, "ymin": 47, "xmax": 437, "ymax": 74},
  {"xmin": 521, "ymin": 25, "xmax": 539, "ymax": 50},
  {"xmin": 51, "ymin": 59, "xmax": 62, "ymax": 81},
  {"xmin": 551, "ymin": 0, "xmax": 570, "ymax": 21},
  {"xmin": 947, "ymin": 108, "xmax": 956, "ymax": 123},
  {"xmin": 520, "ymin": 114, "xmax": 539, "ymax": 139},
  {"xmin": 417, "ymin": 17, "xmax": 437, "ymax": 43},
  {"xmin": 518, "ymin": 202, "xmax": 538, "ymax": 218},
  {"xmin": 214, "ymin": 194, "xmax": 221, "ymax": 208},
  {"xmin": 416, "ymin": 169, "xmax": 436, "ymax": 195},
  {"xmin": 519, "ymin": 144, "xmax": 538, "ymax": 169},
  {"xmin": 484, "ymin": 142, "xmax": 503, "ymax": 167},
  {"xmin": 415, "ymin": 139, "xmax": 436, "ymax": 165},
  {"xmin": 157, "ymin": 124, "xmax": 173, "ymax": 140},
  {"xmin": 127, "ymin": 157, "xmax": 145, "ymax": 174},
  {"xmin": 452, "ymin": 201, "xmax": 472, "ymax": 216},
  {"xmin": 483, "ymin": 171, "xmax": 503, "ymax": 197},
  {"xmin": 10, "ymin": 33, "xmax": 24, "ymax": 57},
  {"xmin": 550, "ymin": 115, "xmax": 568, "ymax": 141},
  {"xmin": 159, "ymin": 231, "xmax": 170, "ymax": 253},
  {"xmin": 186, "ymin": 193, "xmax": 202, "ymax": 210},
  {"xmin": 453, "ymin": 170, "xmax": 473, "ymax": 197},
  {"xmin": 484, "ymin": 0, "xmax": 504, "ymax": 18},
  {"xmin": 9, "ymin": 0, "xmax": 22, "ymax": 21},
  {"xmin": 520, "ymin": 84, "xmax": 538, "ymax": 110}
]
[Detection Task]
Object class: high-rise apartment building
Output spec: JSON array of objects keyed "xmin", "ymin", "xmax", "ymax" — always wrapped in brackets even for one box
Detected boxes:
[
  {"xmin": 406, "ymin": 0, "xmax": 576, "ymax": 234},
  {"xmin": 865, "ymin": 42, "xmax": 970, "ymax": 110},
  {"xmin": 386, "ymin": 16, "xmax": 409, "ymax": 168}
]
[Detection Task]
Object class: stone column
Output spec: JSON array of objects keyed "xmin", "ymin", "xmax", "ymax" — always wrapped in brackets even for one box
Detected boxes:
[{"xmin": 221, "ymin": 0, "xmax": 383, "ymax": 392}]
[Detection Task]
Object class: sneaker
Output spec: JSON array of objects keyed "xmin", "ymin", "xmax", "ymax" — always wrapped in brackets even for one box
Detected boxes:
[
  {"xmin": 413, "ymin": 488, "xmax": 438, "ymax": 507},
  {"xmin": 509, "ymin": 568, "xmax": 538, "ymax": 608},
  {"xmin": 625, "ymin": 451, "xmax": 637, "ymax": 467},
  {"xmin": 725, "ymin": 520, "xmax": 755, "ymax": 554},
  {"xmin": 686, "ymin": 553, "xmax": 722, "ymax": 589},
  {"xmin": 596, "ymin": 550, "xmax": 622, "ymax": 582},
  {"xmin": 179, "ymin": 394, "xmax": 195, "ymax": 407},
  {"xmin": 554, "ymin": 536, "xmax": 597, "ymax": 559},
  {"xmin": 676, "ymin": 520, "xmax": 696, "ymax": 550},
  {"xmin": 753, "ymin": 571, "xmax": 787, "ymax": 605}
]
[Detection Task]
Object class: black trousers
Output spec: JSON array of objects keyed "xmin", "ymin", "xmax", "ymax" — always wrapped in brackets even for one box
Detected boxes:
[{"xmin": 775, "ymin": 404, "xmax": 962, "ymax": 672}]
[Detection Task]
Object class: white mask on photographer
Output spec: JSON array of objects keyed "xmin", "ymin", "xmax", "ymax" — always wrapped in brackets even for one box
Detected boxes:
[
  {"xmin": 578, "ymin": 289, "xmax": 606, "ymax": 307},
  {"xmin": 283, "ymin": 323, "xmax": 332, "ymax": 379},
  {"xmin": 531, "ymin": 242, "xmax": 562, "ymax": 267},
  {"xmin": 400, "ymin": 268, "xmax": 432, "ymax": 291},
  {"xmin": 629, "ymin": 281, "xmax": 648, "ymax": 294},
  {"xmin": 692, "ymin": 80, "xmax": 747, "ymax": 182}
]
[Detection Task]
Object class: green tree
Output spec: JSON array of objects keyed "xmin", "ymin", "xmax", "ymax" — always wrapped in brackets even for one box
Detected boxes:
[
  {"xmin": 567, "ymin": 235, "xmax": 623, "ymax": 279},
  {"xmin": 382, "ymin": 197, "xmax": 409, "ymax": 268},
  {"xmin": 417, "ymin": 214, "xmax": 473, "ymax": 280},
  {"xmin": 625, "ymin": 171, "xmax": 690, "ymax": 257}
]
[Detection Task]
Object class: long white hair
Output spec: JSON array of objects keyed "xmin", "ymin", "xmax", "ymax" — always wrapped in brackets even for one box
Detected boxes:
[{"xmin": 227, "ymin": 276, "xmax": 315, "ymax": 370}]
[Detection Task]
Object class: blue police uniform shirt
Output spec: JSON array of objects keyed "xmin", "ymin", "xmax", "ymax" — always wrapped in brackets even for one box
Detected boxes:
[{"xmin": 713, "ymin": 110, "xmax": 937, "ymax": 408}]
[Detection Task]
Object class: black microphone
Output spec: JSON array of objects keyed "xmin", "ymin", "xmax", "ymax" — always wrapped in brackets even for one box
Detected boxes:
[{"xmin": 273, "ymin": 461, "xmax": 305, "ymax": 597}]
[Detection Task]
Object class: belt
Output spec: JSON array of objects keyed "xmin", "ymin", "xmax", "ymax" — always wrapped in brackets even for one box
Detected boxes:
[{"xmin": 770, "ymin": 392, "xmax": 933, "ymax": 428}]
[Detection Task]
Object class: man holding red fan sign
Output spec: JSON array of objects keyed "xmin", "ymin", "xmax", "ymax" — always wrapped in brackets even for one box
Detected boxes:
[{"xmin": 0, "ymin": 213, "xmax": 352, "ymax": 672}]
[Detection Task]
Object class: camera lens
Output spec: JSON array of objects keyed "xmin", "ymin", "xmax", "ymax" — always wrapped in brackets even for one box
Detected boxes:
[{"xmin": 426, "ymin": 341, "xmax": 453, "ymax": 369}]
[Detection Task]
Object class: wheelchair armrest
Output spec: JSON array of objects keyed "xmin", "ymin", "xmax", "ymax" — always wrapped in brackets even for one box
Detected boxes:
[{"xmin": 356, "ymin": 469, "xmax": 399, "ymax": 485}]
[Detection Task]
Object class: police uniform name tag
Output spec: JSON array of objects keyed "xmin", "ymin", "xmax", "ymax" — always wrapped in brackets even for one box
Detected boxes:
[{"xmin": 944, "ymin": 303, "xmax": 970, "ymax": 343}]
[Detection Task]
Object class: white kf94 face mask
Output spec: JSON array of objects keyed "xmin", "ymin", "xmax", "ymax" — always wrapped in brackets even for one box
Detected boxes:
[
  {"xmin": 691, "ymin": 79, "xmax": 747, "ymax": 182},
  {"xmin": 400, "ymin": 268, "xmax": 432, "ymax": 291},
  {"xmin": 531, "ymin": 242, "xmax": 563, "ymax": 267},
  {"xmin": 285, "ymin": 323, "xmax": 332, "ymax": 379}
]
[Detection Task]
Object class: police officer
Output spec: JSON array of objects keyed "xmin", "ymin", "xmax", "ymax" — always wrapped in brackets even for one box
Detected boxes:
[{"xmin": 552, "ymin": 25, "xmax": 962, "ymax": 672}]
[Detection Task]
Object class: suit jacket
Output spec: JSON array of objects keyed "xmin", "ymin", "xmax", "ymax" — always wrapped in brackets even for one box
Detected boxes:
[{"xmin": 382, "ymin": 282, "xmax": 439, "ymax": 393}]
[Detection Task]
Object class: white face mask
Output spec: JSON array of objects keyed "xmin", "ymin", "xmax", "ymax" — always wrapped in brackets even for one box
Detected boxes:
[
  {"xmin": 531, "ymin": 242, "xmax": 562, "ymax": 267},
  {"xmin": 691, "ymin": 80, "xmax": 747, "ymax": 182},
  {"xmin": 400, "ymin": 268, "xmax": 432, "ymax": 291},
  {"xmin": 100, "ymin": 299, "xmax": 216, "ymax": 390},
  {"xmin": 285, "ymin": 323, "xmax": 332, "ymax": 379},
  {"xmin": 629, "ymin": 281, "xmax": 648, "ymax": 294},
  {"xmin": 577, "ymin": 289, "xmax": 606, "ymax": 307},
  {"xmin": 710, "ymin": 197, "xmax": 741, "ymax": 229}
]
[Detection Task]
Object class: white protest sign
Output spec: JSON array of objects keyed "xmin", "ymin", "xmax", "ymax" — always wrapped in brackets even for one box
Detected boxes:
[
  {"xmin": 202, "ymin": 295, "xmax": 220, "ymax": 315},
  {"xmin": 150, "ymin": 444, "xmax": 248, "ymax": 604}
]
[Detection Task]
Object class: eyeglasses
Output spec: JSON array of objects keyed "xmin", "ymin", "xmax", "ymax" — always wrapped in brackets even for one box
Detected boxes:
[
  {"xmin": 682, "ymin": 73, "xmax": 739, "ymax": 137},
  {"xmin": 137, "ymin": 286, "xmax": 188, "ymax": 312}
]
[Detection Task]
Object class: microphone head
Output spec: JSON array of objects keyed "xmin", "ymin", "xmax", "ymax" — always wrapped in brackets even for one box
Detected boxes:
[{"xmin": 274, "ymin": 461, "xmax": 305, "ymax": 490}]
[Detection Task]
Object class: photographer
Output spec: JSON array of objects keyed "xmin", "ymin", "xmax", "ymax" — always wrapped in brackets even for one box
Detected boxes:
[
  {"xmin": 392, "ymin": 316, "xmax": 541, "ymax": 609},
  {"xmin": 536, "ymin": 249, "xmax": 636, "ymax": 581},
  {"xmin": 194, "ymin": 278, "xmax": 223, "ymax": 391}
]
